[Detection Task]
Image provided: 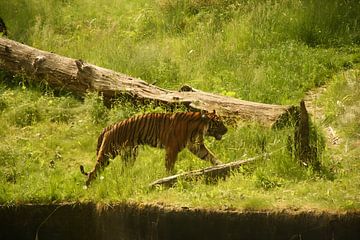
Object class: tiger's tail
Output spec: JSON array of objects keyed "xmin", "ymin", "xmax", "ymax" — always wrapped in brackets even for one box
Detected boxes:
[{"xmin": 80, "ymin": 165, "xmax": 88, "ymax": 176}]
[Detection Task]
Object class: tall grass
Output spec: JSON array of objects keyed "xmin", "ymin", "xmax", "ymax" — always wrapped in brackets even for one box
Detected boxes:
[
  {"xmin": 1, "ymin": 0, "xmax": 359, "ymax": 103},
  {"xmin": 0, "ymin": 71, "xmax": 359, "ymax": 210},
  {"xmin": 0, "ymin": 0, "xmax": 359, "ymax": 210}
]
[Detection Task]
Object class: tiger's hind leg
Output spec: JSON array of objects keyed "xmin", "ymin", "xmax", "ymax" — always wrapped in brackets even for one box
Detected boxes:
[{"xmin": 187, "ymin": 143, "xmax": 222, "ymax": 166}]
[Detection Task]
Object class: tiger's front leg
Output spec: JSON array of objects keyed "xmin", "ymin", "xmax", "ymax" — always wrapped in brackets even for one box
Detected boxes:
[
  {"xmin": 187, "ymin": 143, "xmax": 223, "ymax": 166},
  {"xmin": 84, "ymin": 131, "xmax": 116, "ymax": 186},
  {"xmin": 165, "ymin": 147, "xmax": 180, "ymax": 173}
]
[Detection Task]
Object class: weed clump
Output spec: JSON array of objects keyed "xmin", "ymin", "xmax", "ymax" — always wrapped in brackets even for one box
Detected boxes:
[
  {"xmin": 0, "ymin": 96, "xmax": 7, "ymax": 113},
  {"xmin": 84, "ymin": 92, "xmax": 109, "ymax": 125},
  {"xmin": 12, "ymin": 105, "xmax": 42, "ymax": 127}
]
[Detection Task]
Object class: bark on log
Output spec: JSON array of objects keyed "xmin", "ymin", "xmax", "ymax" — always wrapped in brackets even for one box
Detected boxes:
[
  {"xmin": 0, "ymin": 37, "xmax": 296, "ymax": 127},
  {"xmin": 150, "ymin": 152, "xmax": 272, "ymax": 188}
]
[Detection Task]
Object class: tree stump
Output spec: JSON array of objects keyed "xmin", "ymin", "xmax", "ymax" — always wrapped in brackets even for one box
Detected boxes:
[{"xmin": 292, "ymin": 100, "xmax": 322, "ymax": 170}]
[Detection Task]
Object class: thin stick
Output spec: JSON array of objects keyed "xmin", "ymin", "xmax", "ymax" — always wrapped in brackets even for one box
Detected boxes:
[{"xmin": 35, "ymin": 205, "xmax": 62, "ymax": 240}]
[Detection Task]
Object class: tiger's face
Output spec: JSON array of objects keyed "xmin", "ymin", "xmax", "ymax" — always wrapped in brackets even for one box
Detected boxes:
[{"xmin": 204, "ymin": 112, "xmax": 227, "ymax": 140}]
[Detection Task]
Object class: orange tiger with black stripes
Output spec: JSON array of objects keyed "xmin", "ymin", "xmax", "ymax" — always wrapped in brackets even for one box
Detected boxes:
[{"xmin": 80, "ymin": 111, "xmax": 227, "ymax": 186}]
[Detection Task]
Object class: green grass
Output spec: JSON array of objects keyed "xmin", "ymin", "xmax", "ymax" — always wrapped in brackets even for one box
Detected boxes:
[
  {"xmin": 1, "ymin": 0, "xmax": 359, "ymax": 104},
  {"xmin": 0, "ymin": 0, "xmax": 359, "ymax": 211},
  {"xmin": 0, "ymin": 74, "xmax": 359, "ymax": 211}
]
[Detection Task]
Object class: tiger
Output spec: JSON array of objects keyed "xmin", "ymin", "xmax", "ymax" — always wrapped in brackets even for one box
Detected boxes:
[{"xmin": 80, "ymin": 111, "xmax": 227, "ymax": 186}]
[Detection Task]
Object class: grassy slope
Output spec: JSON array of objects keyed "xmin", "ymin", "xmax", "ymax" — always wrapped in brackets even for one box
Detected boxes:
[{"xmin": 0, "ymin": 0, "xmax": 359, "ymax": 211}]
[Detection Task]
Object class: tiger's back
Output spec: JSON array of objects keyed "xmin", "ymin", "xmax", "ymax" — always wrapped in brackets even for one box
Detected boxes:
[{"xmin": 97, "ymin": 112, "xmax": 207, "ymax": 152}]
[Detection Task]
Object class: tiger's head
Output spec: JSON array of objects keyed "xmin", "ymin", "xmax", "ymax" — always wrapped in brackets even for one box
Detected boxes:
[{"xmin": 202, "ymin": 111, "xmax": 227, "ymax": 140}]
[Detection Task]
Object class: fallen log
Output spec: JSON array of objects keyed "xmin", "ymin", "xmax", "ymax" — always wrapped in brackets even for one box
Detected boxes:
[
  {"xmin": 150, "ymin": 152, "xmax": 274, "ymax": 188},
  {"xmin": 0, "ymin": 37, "xmax": 297, "ymax": 127}
]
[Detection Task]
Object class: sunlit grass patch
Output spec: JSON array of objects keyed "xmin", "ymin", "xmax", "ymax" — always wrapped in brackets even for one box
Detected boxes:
[{"xmin": 1, "ymin": 0, "xmax": 358, "ymax": 104}]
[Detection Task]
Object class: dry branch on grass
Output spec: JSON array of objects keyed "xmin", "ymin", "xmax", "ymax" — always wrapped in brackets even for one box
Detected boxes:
[
  {"xmin": 0, "ymin": 37, "xmax": 297, "ymax": 127},
  {"xmin": 150, "ymin": 152, "xmax": 273, "ymax": 188}
]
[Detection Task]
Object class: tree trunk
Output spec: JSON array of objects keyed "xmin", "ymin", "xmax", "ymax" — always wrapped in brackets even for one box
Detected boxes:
[
  {"xmin": 293, "ymin": 100, "xmax": 321, "ymax": 170},
  {"xmin": 0, "ymin": 37, "xmax": 296, "ymax": 127}
]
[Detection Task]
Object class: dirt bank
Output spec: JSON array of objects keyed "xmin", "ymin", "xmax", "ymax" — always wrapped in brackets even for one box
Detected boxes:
[{"xmin": 0, "ymin": 203, "xmax": 359, "ymax": 240}]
